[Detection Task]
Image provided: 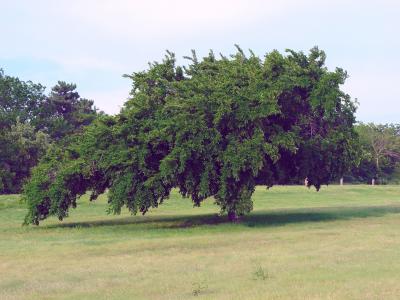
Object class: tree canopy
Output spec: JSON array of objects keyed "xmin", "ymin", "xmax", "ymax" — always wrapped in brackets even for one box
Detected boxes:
[
  {"xmin": 35, "ymin": 81, "xmax": 98, "ymax": 141},
  {"xmin": 0, "ymin": 69, "xmax": 46, "ymax": 130},
  {"xmin": 23, "ymin": 46, "xmax": 359, "ymax": 225},
  {"xmin": 0, "ymin": 70, "xmax": 99, "ymax": 193}
]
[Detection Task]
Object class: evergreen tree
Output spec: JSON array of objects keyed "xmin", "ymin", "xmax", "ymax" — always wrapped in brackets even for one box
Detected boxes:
[{"xmin": 37, "ymin": 81, "xmax": 98, "ymax": 140}]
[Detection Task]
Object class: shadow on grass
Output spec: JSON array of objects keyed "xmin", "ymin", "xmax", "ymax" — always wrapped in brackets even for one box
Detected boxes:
[
  {"xmin": 243, "ymin": 204, "xmax": 400, "ymax": 228},
  {"xmin": 44, "ymin": 204, "xmax": 400, "ymax": 230}
]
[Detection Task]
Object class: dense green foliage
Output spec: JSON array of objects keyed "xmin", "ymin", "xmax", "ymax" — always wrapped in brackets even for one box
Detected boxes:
[
  {"xmin": 36, "ymin": 81, "xmax": 98, "ymax": 141},
  {"xmin": 348, "ymin": 123, "xmax": 400, "ymax": 183},
  {"xmin": 0, "ymin": 69, "xmax": 98, "ymax": 193},
  {"xmin": 0, "ymin": 120, "xmax": 49, "ymax": 193},
  {"xmin": 0, "ymin": 70, "xmax": 47, "ymax": 193},
  {"xmin": 0, "ymin": 69, "xmax": 46, "ymax": 130},
  {"xmin": 23, "ymin": 46, "xmax": 359, "ymax": 224}
]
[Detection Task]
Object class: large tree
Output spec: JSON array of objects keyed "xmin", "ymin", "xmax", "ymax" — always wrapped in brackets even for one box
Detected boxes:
[{"xmin": 23, "ymin": 47, "xmax": 359, "ymax": 225}]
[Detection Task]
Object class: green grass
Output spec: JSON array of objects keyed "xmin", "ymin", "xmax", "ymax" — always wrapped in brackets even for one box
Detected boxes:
[{"xmin": 1, "ymin": 185, "xmax": 400, "ymax": 299}]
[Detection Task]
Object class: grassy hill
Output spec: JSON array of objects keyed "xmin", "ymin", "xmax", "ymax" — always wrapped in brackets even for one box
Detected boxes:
[{"xmin": 1, "ymin": 185, "xmax": 400, "ymax": 299}]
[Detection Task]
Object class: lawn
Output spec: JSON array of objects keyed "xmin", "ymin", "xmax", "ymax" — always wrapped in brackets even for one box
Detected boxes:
[{"xmin": 1, "ymin": 185, "xmax": 400, "ymax": 299}]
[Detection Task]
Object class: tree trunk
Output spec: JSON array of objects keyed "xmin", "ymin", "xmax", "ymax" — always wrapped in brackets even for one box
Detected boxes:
[{"xmin": 228, "ymin": 210, "xmax": 238, "ymax": 222}]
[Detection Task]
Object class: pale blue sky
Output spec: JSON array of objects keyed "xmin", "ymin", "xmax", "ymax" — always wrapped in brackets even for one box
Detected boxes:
[{"xmin": 1, "ymin": 0, "xmax": 399, "ymax": 123}]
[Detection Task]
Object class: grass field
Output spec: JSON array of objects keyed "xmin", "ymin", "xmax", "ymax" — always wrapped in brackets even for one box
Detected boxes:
[{"xmin": 1, "ymin": 185, "xmax": 400, "ymax": 299}]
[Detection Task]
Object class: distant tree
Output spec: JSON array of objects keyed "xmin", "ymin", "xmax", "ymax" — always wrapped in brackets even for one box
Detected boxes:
[
  {"xmin": 23, "ymin": 47, "xmax": 359, "ymax": 225},
  {"xmin": 0, "ymin": 70, "xmax": 48, "ymax": 193},
  {"xmin": 0, "ymin": 70, "xmax": 100, "ymax": 194},
  {"xmin": 0, "ymin": 69, "xmax": 45, "ymax": 130},
  {"xmin": 0, "ymin": 119, "xmax": 49, "ymax": 193},
  {"xmin": 37, "ymin": 81, "xmax": 98, "ymax": 140},
  {"xmin": 352, "ymin": 123, "xmax": 400, "ymax": 183}
]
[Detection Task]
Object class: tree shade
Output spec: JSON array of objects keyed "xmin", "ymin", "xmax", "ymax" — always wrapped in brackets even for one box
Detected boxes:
[{"xmin": 23, "ymin": 46, "xmax": 359, "ymax": 224}]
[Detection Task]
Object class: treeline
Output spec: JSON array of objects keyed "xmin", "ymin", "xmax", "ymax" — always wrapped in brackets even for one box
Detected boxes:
[
  {"xmin": 0, "ymin": 69, "xmax": 99, "ymax": 193},
  {"xmin": 346, "ymin": 123, "xmax": 400, "ymax": 184},
  {"xmin": 0, "ymin": 68, "xmax": 399, "ymax": 195}
]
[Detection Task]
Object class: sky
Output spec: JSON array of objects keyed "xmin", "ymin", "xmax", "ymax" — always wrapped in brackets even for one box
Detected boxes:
[{"xmin": 1, "ymin": 0, "xmax": 399, "ymax": 123}]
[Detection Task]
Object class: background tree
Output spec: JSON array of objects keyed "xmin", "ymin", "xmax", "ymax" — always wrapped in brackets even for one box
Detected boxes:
[
  {"xmin": 0, "ymin": 69, "xmax": 47, "ymax": 193},
  {"xmin": 0, "ymin": 119, "xmax": 49, "ymax": 193},
  {"xmin": 0, "ymin": 70, "xmax": 99, "ymax": 193},
  {"xmin": 23, "ymin": 47, "xmax": 359, "ymax": 225},
  {"xmin": 350, "ymin": 123, "xmax": 400, "ymax": 183},
  {"xmin": 0, "ymin": 69, "xmax": 45, "ymax": 130},
  {"xmin": 36, "ymin": 81, "xmax": 98, "ymax": 140}
]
